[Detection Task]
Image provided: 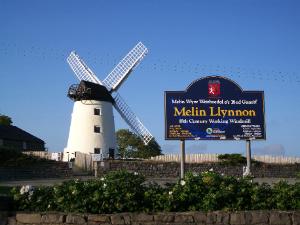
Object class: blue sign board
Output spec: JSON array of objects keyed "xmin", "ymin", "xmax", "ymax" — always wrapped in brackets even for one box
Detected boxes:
[{"xmin": 165, "ymin": 76, "xmax": 265, "ymax": 140}]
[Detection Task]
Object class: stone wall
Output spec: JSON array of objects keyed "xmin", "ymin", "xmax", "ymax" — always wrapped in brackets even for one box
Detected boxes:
[
  {"xmin": 1, "ymin": 211, "xmax": 300, "ymax": 225},
  {"xmin": 0, "ymin": 161, "xmax": 72, "ymax": 181},
  {"xmin": 97, "ymin": 160, "xmax": 300, "ymax": 178}
]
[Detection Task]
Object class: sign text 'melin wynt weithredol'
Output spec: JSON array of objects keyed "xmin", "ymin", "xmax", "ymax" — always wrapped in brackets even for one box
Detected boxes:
[{"xmin": 165, "ymin": 76, "xmax": 266, "ymax": 140}]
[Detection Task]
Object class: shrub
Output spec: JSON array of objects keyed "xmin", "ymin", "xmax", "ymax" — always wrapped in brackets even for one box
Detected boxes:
[
  {"xmin": 271, "ymin": 181, "xmax": 300, "ymax": 210},
  {"xmin": 217, "ymin": 154, "xmax": 247, "ymax": 165},
  {"xmin": 0, "ymin": 148, "xmax": 51, "ymax": 167},
  {"xmin": 12, "ymin": 170, "xmax": 300, "ymax": 213},
  {"xmin": 217, "ymin": 153, "xmax": 261, "ymax": 166},
  {"xmin": 143, "ymin": 183, "xmax": 168, "ymax": 212},
  {"xmin": 12, "ymin": 170, "xmax": 146, "ymax": 213}
]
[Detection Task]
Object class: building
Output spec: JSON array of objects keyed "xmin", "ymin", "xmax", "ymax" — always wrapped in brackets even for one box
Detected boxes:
[
  {"xmin": 0, "ymin": 125, "xmax": 45, "ymax": 151},
  {"xmin": 64, "ymin": 80, "xmax": 117, "ymax": 161}
]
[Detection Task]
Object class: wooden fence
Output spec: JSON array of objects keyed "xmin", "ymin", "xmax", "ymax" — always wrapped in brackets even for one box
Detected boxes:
[
  {"xmin": 23, "ymin": 151, "xmax": 300, "ymax": 166},
  {"xmin": 150, "ymin": 154, "xmax": 300, "ymax": 164},
  {"xmin": 22, "ymin": 151, "xmax": 94, "ymax": 171},
  {"xmin": 151, "ymin": 154, "xmax": 220, "ymax": 163},
  {"xmin": 22, "ymin": 151, "xmax": 63, "ymax": 161},
  {"xmin": 73, "ymin": 151, "xmax": 93, "ymax": 171}
]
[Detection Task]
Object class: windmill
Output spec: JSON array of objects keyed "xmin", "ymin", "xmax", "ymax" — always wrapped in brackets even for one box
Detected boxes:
[{"xmin": 63, "ymin": 42, "xmax": 153, "ymax": 161}]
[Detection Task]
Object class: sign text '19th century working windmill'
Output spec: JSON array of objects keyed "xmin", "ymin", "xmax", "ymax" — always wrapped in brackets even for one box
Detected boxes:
[{"xmin": 63, "ymin": 42, "xmax": 153, "ymax": 161}]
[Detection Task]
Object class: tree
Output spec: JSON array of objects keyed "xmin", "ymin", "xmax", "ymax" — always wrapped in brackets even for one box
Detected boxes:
[
  {"xmin": 116, "ymin": 129, "xmax": 162, "ymax": 159},
  {"xmin": 0, "ymin": 114, "xmax": 12, "ymax": 126}
]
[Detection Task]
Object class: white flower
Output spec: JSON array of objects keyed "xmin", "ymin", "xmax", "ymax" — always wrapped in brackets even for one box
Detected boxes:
[
  {"xmin": 100, "ymin": 177, "xmax": 105, "ymax": 181},
  {"xmin": 192, "ymin": 172, "xmax": 198, "ymax": 177},
  {"xmin": 180, "ymin": 180, "xmax": 186, "ymax": 186},
  {"xmin": 72, "ymin": 190, "xmax": 76, "ymax": 195},
  {"xmin": 20, "ymin": 186, "xmax": 25, "ymax": 195},
  {"xmin": 103, "ymin": 183, "xmax": 107, "ymax": 188},
  {"xmin": 20, "ymin": 185, "xmax": 33, "ymax": 195},
  {"xmin": 209, "ymin": 168, "xmax": 214, "ymax": 172},
  {"xmin": 134, "ymin": 172, "xmax": 138, "ymax": 175},
  {"xmin": 28, "ymin": 191, "xmax": 34, "ymax": 200},
  {"xmin": 48, "ymin": 204, "xmax": 51, "ymax": 208},
  {"xmin": 168, "ymin": 191, "xmax": 173, "ymax": 195}
]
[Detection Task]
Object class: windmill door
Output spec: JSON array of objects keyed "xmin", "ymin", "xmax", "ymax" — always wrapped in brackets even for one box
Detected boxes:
[{"xmin": 109, "ymin": 148, "xmax": 114, "ymax": 159}]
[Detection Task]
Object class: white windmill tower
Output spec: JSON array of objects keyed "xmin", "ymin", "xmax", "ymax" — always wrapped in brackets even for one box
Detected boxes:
[{"xmin": 63, "ymin": 42, "xmax": 153, "ymax": 161}]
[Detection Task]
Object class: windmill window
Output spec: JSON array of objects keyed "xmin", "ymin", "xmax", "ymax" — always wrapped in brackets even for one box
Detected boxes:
[
  {"xmin": 94, "ymin": 108, "xmax": 101, "ymax": 116},
  {"xmin": 94, "ymin": 148, "xmax": 101, "ymax": 154},
  {"xmin": 94, "ymin": 125, "xmax": 101, "ymax": 133}
]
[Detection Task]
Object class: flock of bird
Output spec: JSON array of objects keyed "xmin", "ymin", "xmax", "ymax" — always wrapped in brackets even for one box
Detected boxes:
[{"xmin": 1, "ymin": 41, "xmax": 299, "ymax": 85}]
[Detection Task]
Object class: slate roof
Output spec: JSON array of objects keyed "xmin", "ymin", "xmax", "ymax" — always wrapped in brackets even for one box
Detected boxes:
[{"xmin": 0, "ymin": 125, "xmax": 44, "ymax": 144}]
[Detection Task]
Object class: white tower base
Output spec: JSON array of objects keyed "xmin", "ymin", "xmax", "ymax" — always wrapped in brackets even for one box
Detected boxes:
[{"xmin": 64, "ymin": 100, "xmax": 117, "ymax": 161}]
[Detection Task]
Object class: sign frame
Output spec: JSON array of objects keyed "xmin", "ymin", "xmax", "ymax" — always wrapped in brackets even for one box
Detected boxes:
[{"xmin": 164, "ymin": 76, "xmax": 266, "ymax": 141}]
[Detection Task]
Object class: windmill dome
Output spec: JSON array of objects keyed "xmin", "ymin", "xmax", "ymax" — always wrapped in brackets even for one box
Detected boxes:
[{"xmin": 68, "ymin": 80, "xmax": 114, "ymax": 103}]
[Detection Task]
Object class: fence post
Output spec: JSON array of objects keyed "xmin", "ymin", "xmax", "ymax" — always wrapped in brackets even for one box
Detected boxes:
[
  {"xmin": 180, "ymin": 140, "xmax": 185, "ymax": 180},
  {"xmin": 244, "ymin": 140, "xmax": 251, "ymax": 176}
]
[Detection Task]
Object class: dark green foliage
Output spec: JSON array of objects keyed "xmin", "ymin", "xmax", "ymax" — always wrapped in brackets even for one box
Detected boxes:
[
  {"xmin": 116, "ymin": 129, "xmax": 162, "ymax": 159},
  {"xmin": 0, "ymin": 114, "xmax": 12, "ymax": 126},
  {"xmin": 12, "ymin": 170, "xmax": 146, "ymax": 213},
  {"xmin": 217, "ymin": 154, "xmax": 247, "ymax": 165},
  {"xmin": 12, "ymin": 170, "xmax": 300, "ymax": 213},
  {"xmin": 97, "ymin": 170, "xmax": 146, "ymax": 213},
  {"xmin": 217, "ymin": 153, "xmax": 260, "ymax": 166},
  {"xmin": 250, "ymin": 182, "xmax": 273, "ymax": 209},
  {"xmin": 0, "ymin": 148, "xmax": 51, "ymax": 167},
  {"xmin": 271, "ymin": 181, "xmax": 300, "ymax": 210},
  {"xmin": 0, "ymin": 186, "xmax": 13, "ymax": 196},
  {"xmin": 144, "ymin": 183, "xmax": 168, "ymax": 212}
]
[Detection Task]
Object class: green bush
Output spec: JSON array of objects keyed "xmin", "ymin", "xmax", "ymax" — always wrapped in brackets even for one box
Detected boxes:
[
  {"xmin": 0, "ymin": 186, "xmax": 13, "ymax": 196},
  {"xmin": 0, "ymin": 148, "xmax": 51, "ymax": 167},
  {"xmin": 143, "ymin": 183, "xmax": 168, "ymax": 212},
  {"xmin": 217, "ymin": 154, "xmax": 247, "ymax": 165},
  {"xmin": 271, "ymin": 181, "xmax": 300, "ymax": 210},
  {"xmin": 12, "ymin": 170, "xmax": 146, "ymax": 213},
  {"xmin": 12, "ymin": 170, "xmax": 300, "ymax": 213},
  {"xmin": 217, "ymin": 153, "xmax": 261, "ymax": 166}
]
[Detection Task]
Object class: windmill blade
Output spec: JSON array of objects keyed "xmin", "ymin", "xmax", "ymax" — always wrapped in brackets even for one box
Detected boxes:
[
  {"xmin": 102, "ymin": 42, "xmax": 148, "ymax": 92},
  {"xmin": 113, "ymin": 92, "xmax": 153, "ymax": 145},
  {"xmin": 67, "ymin": 51, "xmax": 103, "ymax": 85}
]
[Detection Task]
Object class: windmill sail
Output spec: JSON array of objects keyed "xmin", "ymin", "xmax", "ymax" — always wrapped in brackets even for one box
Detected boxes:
[
  {"xmin": 102, "ymin": 42, "xmax": 148, "ymax": 92},
  {"xmin": 113, "ymin": 92, "xmax": 153, "ymax": 145},
  {"xmin": 67, "ymin": 51, "xmax": 103, "ymax": 85}
]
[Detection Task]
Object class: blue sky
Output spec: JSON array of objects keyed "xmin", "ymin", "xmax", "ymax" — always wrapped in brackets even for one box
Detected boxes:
[{"xmin": 1, "ymin": 0, "xmax": 300, "ymax": 156}]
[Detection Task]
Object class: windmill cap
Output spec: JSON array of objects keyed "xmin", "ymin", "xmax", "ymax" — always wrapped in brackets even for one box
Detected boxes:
[{"xmin": 68, "ymin": 80, "xmax": 114, "ymax": 103}]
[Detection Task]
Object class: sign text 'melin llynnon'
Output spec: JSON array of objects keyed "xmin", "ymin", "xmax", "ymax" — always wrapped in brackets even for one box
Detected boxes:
[{"xmin": 164, "ymin": 76, "xmax": 265, "ymax": 140}]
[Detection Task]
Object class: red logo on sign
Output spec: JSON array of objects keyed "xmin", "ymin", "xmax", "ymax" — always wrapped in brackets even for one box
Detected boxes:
[{"xmin": 208, "ymin": 81, "xmax": 220, "ymax": 97}]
